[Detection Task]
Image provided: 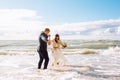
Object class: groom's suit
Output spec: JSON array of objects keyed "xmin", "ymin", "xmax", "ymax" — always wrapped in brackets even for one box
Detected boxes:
[{"xmin": 37, "ymin": 31, "xmax": 49, "ymax": 69}]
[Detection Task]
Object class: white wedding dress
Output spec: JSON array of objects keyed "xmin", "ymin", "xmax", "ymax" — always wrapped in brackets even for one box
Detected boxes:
[{"xmin": 50, "ymin": 40, "xmax": 68, "ymax": 66}]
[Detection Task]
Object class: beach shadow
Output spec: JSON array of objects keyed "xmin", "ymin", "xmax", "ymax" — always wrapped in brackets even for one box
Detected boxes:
[
  {"xmin": 65, "ymin": 65, "xmax": 90, "ymax": 68},
  {"xmin": 53, "ymin": 65, "xmax": 120, "ymax": 79},
  {"xmin": 82, "ymin": 72, "xmax": 120, "ymax": 79},
  {"xmin": 80, "ymin": 66, "xmax": 120, "ymax": 79},
  {"xmin": 51, "ymin": 64, "xmax": 90, "ymax": 73}
]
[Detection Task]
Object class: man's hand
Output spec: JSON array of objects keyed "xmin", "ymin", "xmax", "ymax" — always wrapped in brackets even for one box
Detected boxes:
[
  {"xmin": 47, "ymin": 40, "xmax": 51, "ymax": 45},
  {"xmin": 48, "ymin": 34, "xmax": 51, "ymax": 37}
]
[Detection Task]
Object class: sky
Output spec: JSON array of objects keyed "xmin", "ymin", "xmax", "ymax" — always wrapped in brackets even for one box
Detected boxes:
[{"xmin": 0, "ymin": 0, "xmax": 120, "ymax": 40}]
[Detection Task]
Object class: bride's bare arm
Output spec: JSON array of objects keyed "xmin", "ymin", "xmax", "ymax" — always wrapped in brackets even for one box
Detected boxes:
[
  {"xmin": 59, "ymin": 40, "xmax": 64, "ymax": 47},
  {"xmin": 47, "ymin": 34, "xmax": 51, "ymax": 45}
]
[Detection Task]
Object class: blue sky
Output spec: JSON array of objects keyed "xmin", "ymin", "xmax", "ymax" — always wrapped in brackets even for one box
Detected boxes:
[
  {"xmin": 0, "ymin": 0, "xmax": 120, "ymax": 24},
  {"xmin": 0, "ymin": 0, "xmax": 120, "ymax": 40}
]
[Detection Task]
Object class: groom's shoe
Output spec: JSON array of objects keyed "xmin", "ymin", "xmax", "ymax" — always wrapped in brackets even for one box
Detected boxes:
[
  {"xmin": 38, "ymin": 67, "xmax": 41, "ymax": 69},
  {"xmin": 38, "ymin": 68, "xmax": 41, "ymax": 69}
]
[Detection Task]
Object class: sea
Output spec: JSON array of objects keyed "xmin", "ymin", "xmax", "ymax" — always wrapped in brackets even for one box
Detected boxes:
[{"xmin": 0, "ymin": 40, "xmax": 120, "ymax": 80}]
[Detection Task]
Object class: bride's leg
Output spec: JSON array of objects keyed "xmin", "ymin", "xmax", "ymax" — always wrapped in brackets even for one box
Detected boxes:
[
  {"xmin": 52, "ymin": 49, "xmax": 60, "ymax": 66},
  {"xmin": 53, "ymin": 55, "xmax": 60, "ymax": 66},
  {"xmin": 53, "ymin": 57, "xmax": 59, "ymax": 66}
]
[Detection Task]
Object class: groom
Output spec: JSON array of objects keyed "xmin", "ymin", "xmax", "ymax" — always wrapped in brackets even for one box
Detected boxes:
[{"xmin": 37, "ymin": 28, "xmax": 51, "ymax": 69}]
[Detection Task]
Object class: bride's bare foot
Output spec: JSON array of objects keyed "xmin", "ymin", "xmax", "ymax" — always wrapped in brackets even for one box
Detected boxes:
[
  {"xmin": 52, "ymin": 62, "xmax": 59, "ymax": 66},
  {"xmin": 57, "ymin": 62, "xmax": 59, "ymax": 65}
]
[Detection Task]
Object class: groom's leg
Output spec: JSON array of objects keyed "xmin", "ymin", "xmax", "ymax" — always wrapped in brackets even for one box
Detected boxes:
[
  {"xmin": 43, "ymin": 50, "xmax": 49, "ymax": 69},
  {"xmin": 38, "ymin": 52, "xmax": 43, "ymax": 69}
]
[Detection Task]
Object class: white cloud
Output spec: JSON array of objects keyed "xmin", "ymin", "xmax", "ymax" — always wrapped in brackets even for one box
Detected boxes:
[
  {"xmin": 117, "ymin": 27, "xmax": 120, "ymax": 34},
  {"xmin": 57, "ymin": 19, "xmax": 120, "ymax": 31},
  {"xmin": 54, "ymin": 19, "xmax": 120, "ymax": 40},
  {"xmin": 0, "ymin": 9, "xmax": 120, "ymax": 40},
  {"xmin": 0, "ymin": 9, "xmax": 48, "ymax": 40}
]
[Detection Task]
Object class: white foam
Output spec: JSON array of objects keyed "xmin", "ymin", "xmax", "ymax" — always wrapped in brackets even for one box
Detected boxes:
[
  {"xmin": 0, "ymin": 48, "xmax": 120, "ymax": 80},
  {"xmin": 102, "ymin": 46, "xmax": 120, "ymax": 55}
]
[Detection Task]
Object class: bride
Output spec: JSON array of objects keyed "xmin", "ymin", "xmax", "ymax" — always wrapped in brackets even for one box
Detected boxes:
[{"xmin": 51, "ymin": 34, "xmax": 68, "ymax": 66}]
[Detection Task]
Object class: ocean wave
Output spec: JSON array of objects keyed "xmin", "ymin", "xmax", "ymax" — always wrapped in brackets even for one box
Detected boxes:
[
  {"xmin": 68, "ymin": 43, "xmax": 116, "ymax": 49},
  {"xmin": 0, "ymin": 46, "xmax": 120, "ymax": 55},
  {"xmin": 0, "ymin": 51, "xmax": 8, "ymax": 55},
  {"xmin": 0, "ymin": 50, "xmax": 36, "ymax": 55},
  {"xmin": 102, "ymin": 46, "xmax": 120, "ymax": 55},
  {"xmin": 80, "ymin": 49, "xmax": 98, "ymax": 54},
  {"xmin": 0, "ymin": 40, "xmax": 120, "ymax": 50},
  {"xmin": 79, "ymin": 46, "xmax": 120, "ymax": 55}
]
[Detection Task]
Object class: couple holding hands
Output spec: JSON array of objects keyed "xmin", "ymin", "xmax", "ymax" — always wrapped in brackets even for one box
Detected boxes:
[{"xmin": 37, "ymin": 28, "xmax": 67, "ymax": 70}]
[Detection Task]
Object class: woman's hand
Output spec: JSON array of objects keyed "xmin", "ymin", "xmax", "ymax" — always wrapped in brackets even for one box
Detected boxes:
[{"xmin": 62, "ymin": 42, "xmax": 67, "ymax": 48}]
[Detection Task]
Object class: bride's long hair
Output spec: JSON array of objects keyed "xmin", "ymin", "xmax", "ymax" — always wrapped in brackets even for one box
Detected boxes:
[{"xmin": 54, "ymin": 34, "xmax": 60, "ymax": 43}]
